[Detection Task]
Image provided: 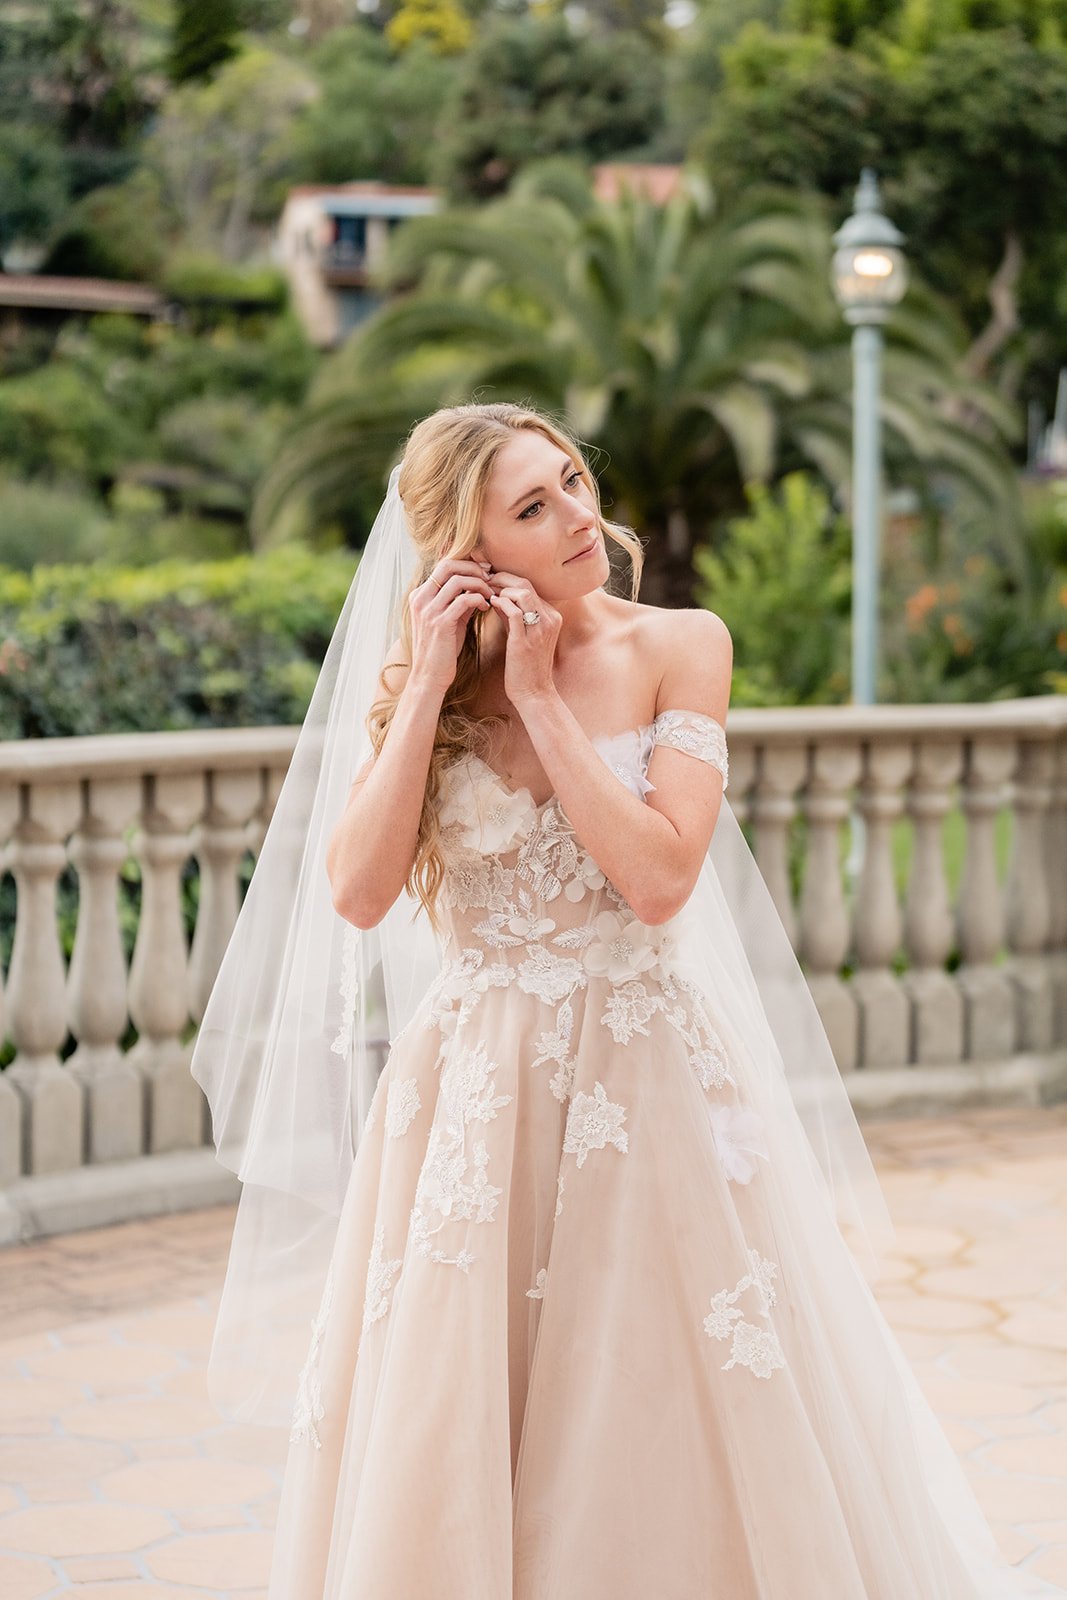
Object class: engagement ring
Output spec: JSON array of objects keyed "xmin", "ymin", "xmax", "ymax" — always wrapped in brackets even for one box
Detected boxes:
[{"xmin": 521, "ymin": 609, "xmax": 540, "ymax": 626}]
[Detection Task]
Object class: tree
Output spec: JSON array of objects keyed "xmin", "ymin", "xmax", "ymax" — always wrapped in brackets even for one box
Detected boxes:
[
  {"xmin": 169, "ymin": 0, "xmax": 242, "ymax": 85},
  {"xmin": 430, "ymin": 14, "xmax": 666, "ymax": 200},
  {"xmin": 252, "ymin": 164, "xmax": 1017, "ymax": 604},
  {"xmin": 147, "ymin": 46, "xmax": 318, "ymax": 260},
  {"xmin": 386, "ymin": 0, "xmax": 473, "ymax": 55},
  {"xmin": 290, "ymin": 24, "xmax": 458, "ymax": 186},
  {"xmin": 690, "ymin": 23, "xmax": 1067, "ymax": 407}
]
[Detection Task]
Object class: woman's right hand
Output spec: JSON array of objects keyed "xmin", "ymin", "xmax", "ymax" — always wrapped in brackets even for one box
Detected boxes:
[{"xmin": 409, "ymin": 556, "xmax": 494, "ymax": 692}]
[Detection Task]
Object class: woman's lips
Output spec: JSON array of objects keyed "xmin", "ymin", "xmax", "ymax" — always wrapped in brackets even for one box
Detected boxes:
[{"xmin": 565, "ymin": 539, "xmax": 598, "ymax": 563}]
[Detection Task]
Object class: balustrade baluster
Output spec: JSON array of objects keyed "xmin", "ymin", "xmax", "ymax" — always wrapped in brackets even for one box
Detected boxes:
[
  {"xmin": 799, "ymin": 744, "xmax": 861, "ymax": 1073},
  {"xmin": 1005, "ymin": 740, "xmax": 1056, "ymax": 1051},
  {"xmin": 6, "ymin": 781, "xmax": 82, "ymax": 1174},
  {"xmin": 751, "ymin": 745, "xmax": 807, "ymax": 949},
  {"xmin": 127, "ymin": 772, "xmax": 205, "ymax": 1153},
  {"xmin": 1049, "ymin": 737, "xmax": 1067, "ymax": 1045},
  {"xmin": 957, "ymin": 738, "xmax": 1017, "ymax": 1060},
  {"xmin": 902, "ymin": 741, "xmax": 964, "ymax": 1065},
  {"xmin": 67, "ymin": 778, "xmax": 142, "ymax": 1162},
  {"xmin": 852, "ymin": 742, "xmax": 911, "ymax": 1068}
]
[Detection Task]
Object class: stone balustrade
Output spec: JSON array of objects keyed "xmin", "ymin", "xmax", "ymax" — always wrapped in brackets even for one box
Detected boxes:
[{"xmin": 0, "ymin": 698, "xmax": 1063, "ymax": 1243}]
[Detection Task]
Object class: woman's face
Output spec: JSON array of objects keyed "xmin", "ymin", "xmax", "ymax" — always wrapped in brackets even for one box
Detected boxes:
[{"xmin": 470, "ymin": 431, "xmax": 608, "ymax": 599}]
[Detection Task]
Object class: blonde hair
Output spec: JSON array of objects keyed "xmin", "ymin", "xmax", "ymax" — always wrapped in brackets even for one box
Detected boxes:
[{"xmin": 366, "ymin": 400, "xmax": 643, "ymax": 934}]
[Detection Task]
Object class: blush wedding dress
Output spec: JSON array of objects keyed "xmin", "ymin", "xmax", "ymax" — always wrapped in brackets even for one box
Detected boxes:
[{"xmin": 260, "ymin": 708, "xmax": 1062, "ymax": 1600}]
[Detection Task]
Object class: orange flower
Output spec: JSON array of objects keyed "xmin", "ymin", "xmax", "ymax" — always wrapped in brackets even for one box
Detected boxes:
[
  {"xmin": 942, "ymin": 611, "xmax": 963, "ymax": 637},
  {"xmin": 905, "ymin": 583, "xmax": 939, "ymax": 629}
]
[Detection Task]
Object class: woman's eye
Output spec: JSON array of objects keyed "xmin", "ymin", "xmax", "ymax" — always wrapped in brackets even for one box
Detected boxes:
[{"xmin": 518, "ymin": 470, "xmax": 583, "ymax": 521}]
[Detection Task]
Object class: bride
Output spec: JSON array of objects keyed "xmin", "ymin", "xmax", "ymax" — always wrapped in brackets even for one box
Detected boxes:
[{"xmin": 191, "ymin": 401, "xmax": 1064, "ymax": 1598}]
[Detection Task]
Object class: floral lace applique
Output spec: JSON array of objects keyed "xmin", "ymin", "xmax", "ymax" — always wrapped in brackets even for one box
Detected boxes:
[
  {"xmin": 651, "ymin": 709, "xmax": 729, "ymax": 790},
  {"xmin": 531, "ymin": 996, "xmax": 577, "ymax": 1103},
  {"xmin": 517, "ymin": 945, "xmax": 589, "ymax": 1005},
  {"xmin": 703, "ymin": 1247, "xmax": 785, "ymax": 1380},
  {"xmin": 563, "ymin": 1080, "xmax": 630, "ymax": 1167},
  {"xmin": 600, "ymin": 980, "xmax": 661, "ymax": 1045},
  {"xmin": 409, "ymin": 1039, "xmax": 513, "ymax": 1271},
  {"xmin": 361, "ymin": 1220, "xmax": 403, "ymax": 1336},
  {"xmin": 526, "ymin": 1266, "xmax": 547, "ymax": 1300},
  {"xmin": 289, "ymin": 1258, "xmax": 336, "ymax": 1449},
  {"xmin": 515, "ymin": 805, "xmax": 586, "ymax": 904},
  {"xmin": 385, "ymin": 1077, "xmax": 422, "ymax": 1138}
]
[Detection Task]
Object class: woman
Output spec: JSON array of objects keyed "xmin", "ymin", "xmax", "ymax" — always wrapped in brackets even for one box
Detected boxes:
[{"xmin": 193, "ymin": 402, "xmax": 1062, "ymax": 1598}]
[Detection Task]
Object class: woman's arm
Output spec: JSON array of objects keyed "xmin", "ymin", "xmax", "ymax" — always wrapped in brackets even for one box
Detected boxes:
[
  {"xmin": 516, "ymin": 608, "xmax": 732, "ymax": 925},
  {"xmin": 327, "ymin": 552, "xmax": 495, "ymax": 928},
  {"xmin": 326, "ymin": 643, "xmax": 447, "ymax": 928}
]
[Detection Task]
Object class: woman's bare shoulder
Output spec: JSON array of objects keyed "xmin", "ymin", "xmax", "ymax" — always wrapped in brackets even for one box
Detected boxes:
[
  {"xmin": 628, "ymin": 601, "xmax": 732, "ymax": 669},
  {"xmin": 633, "ymin": 603, "xmax": 733, "ymax": 712}
]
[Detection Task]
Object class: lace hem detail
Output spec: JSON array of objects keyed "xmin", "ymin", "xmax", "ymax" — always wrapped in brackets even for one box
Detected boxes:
[
  {"xmin": 330, "ymin": 917, "xmax": 360, "ymax": 1056},
  {"xmin": 652, "ymin": 709, "xmax": 729, "ymax": 790},
  {"xmin": 289, "ymin": 1258, "xmax": 336, "ymax": 1448}
]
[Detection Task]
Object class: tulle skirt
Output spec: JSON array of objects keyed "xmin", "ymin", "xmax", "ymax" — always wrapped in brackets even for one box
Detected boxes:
[{"xmin": 263, "ymin": 974, "xmax": 1060, "ymax": 1599}]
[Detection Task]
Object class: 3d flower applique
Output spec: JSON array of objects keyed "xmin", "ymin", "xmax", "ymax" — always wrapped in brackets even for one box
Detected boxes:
[
  {"xmin": 708, "ymin": 1103, "xmax": 770, "ymax": 1184},
  {"xmin": 581, "ymin": 910, "xmax": 672, "ymax": 986},
  {"xmin": 437, "ymin": 755, "xmax": 540, "ymax": 856},
  {"xmin": 702, "ymin": 1247, "xmax": 785, "ymax": 1380},
  {"xmin": 563, "ymin": 1080, "xmax": 629, "ymax": 1167},
  {"xmin": 477, "ymin": 787, "xmax": 539, "ymax": 856},
  {"xmin": 563, "ymin": 851, "xmax": 608, "ymax": 902}
]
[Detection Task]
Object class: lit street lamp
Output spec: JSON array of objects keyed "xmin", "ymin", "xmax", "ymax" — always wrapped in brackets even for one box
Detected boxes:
[{"xmin": 832, "ymin": 169, "xmax": 908, "ymax": 707}]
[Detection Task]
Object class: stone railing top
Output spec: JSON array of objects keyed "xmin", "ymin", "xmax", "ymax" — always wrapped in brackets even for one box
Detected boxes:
[{"xmin": 0, "ymin": 695, "xmax": 1062, "ymax": 786}]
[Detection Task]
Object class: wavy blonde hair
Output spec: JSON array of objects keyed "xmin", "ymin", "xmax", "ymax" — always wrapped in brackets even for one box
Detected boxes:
[{"xmin": 365, "ymin": 401, "xmax": 643, "ymax": 934}]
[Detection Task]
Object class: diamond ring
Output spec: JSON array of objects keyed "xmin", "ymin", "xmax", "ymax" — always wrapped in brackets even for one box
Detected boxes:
[{"xmin": 521, "ymin": 609, "xmax": 540, "ymax": 626}]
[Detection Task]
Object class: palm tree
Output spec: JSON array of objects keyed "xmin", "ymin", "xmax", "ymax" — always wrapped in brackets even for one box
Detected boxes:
[{"xmin": 254, "ymin": 163, "xmax": 1019, "ymax": 607}]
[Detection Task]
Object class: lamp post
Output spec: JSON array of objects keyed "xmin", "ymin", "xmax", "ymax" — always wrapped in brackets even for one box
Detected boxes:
[{"xmin": 831, "ymin": 169, "xmax": 908, "ymax": 707}]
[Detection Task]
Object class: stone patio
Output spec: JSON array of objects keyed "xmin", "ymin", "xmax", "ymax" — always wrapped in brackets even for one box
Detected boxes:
[{"xmin": 0, "ymin": 1102, "xmax": 1064, "ymax": 1598}]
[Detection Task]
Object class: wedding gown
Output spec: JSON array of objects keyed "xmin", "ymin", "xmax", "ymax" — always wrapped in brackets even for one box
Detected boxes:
[{"xmin": 265, "ymin": 707, "xmax": 1060, "ymax": 1600}]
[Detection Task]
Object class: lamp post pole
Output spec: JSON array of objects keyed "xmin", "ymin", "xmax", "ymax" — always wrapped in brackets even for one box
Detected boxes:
[
  {"xmin": 851, "ymin": 321, "xmax": 882, "ymax": 706},
  {"xmin": 832, "ymin": 168, "xmax": 908, "ymax": 708},
  {"xmin": 832, "ymin": 170, "xmax": 908, "ymax": 881}
]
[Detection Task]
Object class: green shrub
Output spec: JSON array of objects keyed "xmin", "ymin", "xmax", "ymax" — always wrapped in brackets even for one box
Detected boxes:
[
  {"xmin": 694, "ymin": 472, "xmax": 852, "ymax": 706},
  {"xmin": 0, "ymin": 545, "xmax": 356, "ymax": 739}
]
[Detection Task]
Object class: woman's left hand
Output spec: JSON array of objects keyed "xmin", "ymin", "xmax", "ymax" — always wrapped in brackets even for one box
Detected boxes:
[{"xmin": 486, "ymin": 569, "xmax": 562, "ymax": 707}]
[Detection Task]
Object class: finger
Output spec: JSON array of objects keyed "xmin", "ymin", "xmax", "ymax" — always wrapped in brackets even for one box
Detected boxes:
[
  {"xmin": 446, "ymin": 590, "xmax": 490, "ymax": 616},
  {"xmin": 430, "ymin": 556, "xmax": 492, "ymax": 588},
  {"xmin": 483, "ymin": 569, "xmax": 523, "ymax": 585},
  {"xmin": 489, "ymin": 592, "xmax": 525, "ymax": 621},
  {"xmin": 492, "ymin": 585, "xmax": 537, "ymax": 608},
  {"xmin": 429, "ymin": 572, "xmax": 493, "ymax": 604}
]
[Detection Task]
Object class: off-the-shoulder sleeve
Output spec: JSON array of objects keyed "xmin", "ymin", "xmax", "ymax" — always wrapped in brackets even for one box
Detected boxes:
[{"xmin": 651, "ymin": 708, "xmax": 729, "ymax": 791}]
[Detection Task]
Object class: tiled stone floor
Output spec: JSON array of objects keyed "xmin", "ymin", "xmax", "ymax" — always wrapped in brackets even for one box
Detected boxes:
[{"xmin": 0, "ymin": 1102, "xmax": 1064, "ymax": 1598}]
